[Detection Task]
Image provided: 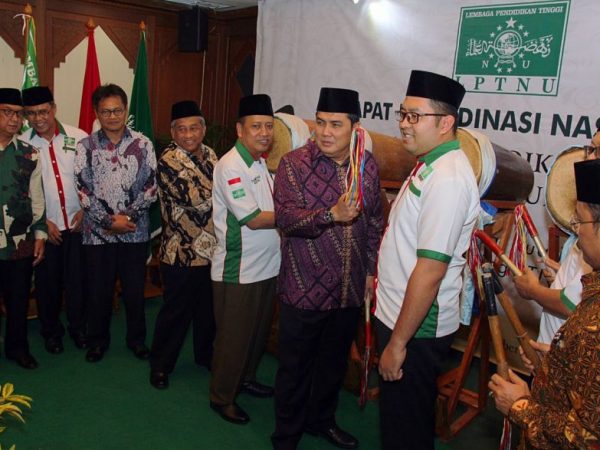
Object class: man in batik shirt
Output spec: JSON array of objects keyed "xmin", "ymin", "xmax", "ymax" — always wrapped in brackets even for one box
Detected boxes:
[
  {"xmin": 75, "ymin": 83, "xmax": 157, "ymax": 363},
  {"xmin": 149, "ymin": 100, "xmax": 217, "ymax": 390},
  {"xmin": 489, "ymin": 158, "xmax": 600, "ymax": 449},
  {"xmin": 272, "ymin": 87, "xmax": 383, "ymax": 450},
  {"xmin": 0, "ymin": 87, "xmax": 47, "ymax": 369}
]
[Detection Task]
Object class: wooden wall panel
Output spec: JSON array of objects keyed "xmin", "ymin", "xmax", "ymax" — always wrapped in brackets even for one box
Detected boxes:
[{"xmin": 0, "ymin": 0, "xmax": 258, "ymax": 148}]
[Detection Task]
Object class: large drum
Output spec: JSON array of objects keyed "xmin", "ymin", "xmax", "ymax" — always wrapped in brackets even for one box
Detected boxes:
[
  {"xmin": 267, "ymin": 113, "xmax": 312, "ymax": 173},
  {"xmin": 457, "ymin": 128, "xmax": 534, "ymax": 202},
  {"xmin": 545, "ymin": 146, "xmax": 585, "ymax": 233}
]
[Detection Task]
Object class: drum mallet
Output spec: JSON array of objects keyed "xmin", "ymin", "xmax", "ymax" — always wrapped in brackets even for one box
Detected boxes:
[
  {"xmin": 474, "ymin": 230, "xmax": 523, "ymax": 277},
  {"xmin": 521, "ymin": 206, "xmax": 548, "ymax": 261},
  {"xmin": 481, "ymin": 268, "xmax": 509, "ymax": 379},
  {"xmin": 483, "ymin": 263, "xmax": 541, "ymax": 371}
]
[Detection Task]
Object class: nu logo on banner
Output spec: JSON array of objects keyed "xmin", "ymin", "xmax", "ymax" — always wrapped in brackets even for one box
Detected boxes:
[{"xmin": 453, "ymin": 0, "xmax": 570, "ymax": 96}]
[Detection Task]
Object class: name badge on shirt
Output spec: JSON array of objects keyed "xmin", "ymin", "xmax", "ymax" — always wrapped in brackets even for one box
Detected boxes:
[{"xmin": 63, "ymin": 137, "xmax": 77, "ymax": 153}]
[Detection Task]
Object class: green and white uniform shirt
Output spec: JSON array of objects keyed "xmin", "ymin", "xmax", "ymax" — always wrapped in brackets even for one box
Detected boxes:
[
  {"xmin": 211, "ymin": 140, "xmax": 281, "ymax": 284},
  {"xmin": 538, "ymin": 242, "xmax": 590, "ymax": 344},
  {"xmin": 21, "ymin": 121, "xmax": 87, "ymax": 231},
  {"xmin": 375, "ymin": 140, "xmax": 479, "ymax": 338}
]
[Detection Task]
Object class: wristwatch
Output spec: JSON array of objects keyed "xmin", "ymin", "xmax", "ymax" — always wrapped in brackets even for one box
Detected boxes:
[{"xmin": 324, "ymin": 208, "xmax": 334, "ymax": 224}]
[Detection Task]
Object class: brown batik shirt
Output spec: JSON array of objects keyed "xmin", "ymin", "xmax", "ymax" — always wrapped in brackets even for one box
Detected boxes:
[
  {"xmin": 509, "ymin": 270, "xmax": 600, "ymax": 448},
  {"xmin": 157, "ymin": 142, "xmax": 217, "ymax": 267}
]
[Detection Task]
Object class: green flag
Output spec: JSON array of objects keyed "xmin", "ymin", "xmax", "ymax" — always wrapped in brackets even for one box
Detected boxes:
[
  {"xmin": 129, "ymin": 29, "xmax": 154, "ymax": 143},
  {"xmin": 129, "ymin": 28, "xmax": 161, "ymax": 240},
  {"xmin": 22, "ymin": 15, "xmax": 39, "ymax": 90}
]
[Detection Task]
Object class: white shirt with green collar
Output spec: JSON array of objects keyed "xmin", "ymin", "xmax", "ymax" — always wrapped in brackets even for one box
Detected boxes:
[
  {"xmin": 375, "ymin": 139, "xmax": 479, "ymax": 338},
  {"xmin": 211, "ymin": 140, "xmax": 281, "ymax": 284},
  {"xmin": 20, "ymin": 120, "xmax": 87, "ymax": 231}
]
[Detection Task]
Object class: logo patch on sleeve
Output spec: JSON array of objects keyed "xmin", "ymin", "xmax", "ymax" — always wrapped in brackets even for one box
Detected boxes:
[
  {"xmin": 228, "ymin": 178, "xmax": 245, "ymax": 199},
  {"xmin": 231, "ymin": 188, "xmax": 246, "ymax": 199}
]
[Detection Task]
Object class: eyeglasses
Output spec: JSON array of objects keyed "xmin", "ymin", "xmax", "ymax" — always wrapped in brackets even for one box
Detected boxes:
[
  {"xmin": 24, "ymin": 108, "xmax": 52, "ymax": 119},
  {"xmin": 0, "ymin": 108, "xmax": 24, "ymax": 119},
  {"xmin": 583, "ymin": 145, "xmax": 600, "ymax": 159},
  {"xmin": 569, "ymin": 216, "xmax": 600, "ymax": 231},
  {"xmin": 395, "ymin": 109, "xmax": 446, "ymax": 124},
  {"xmin": 98, "ymin": 108, "xmax": 125, "ymax": 118}
]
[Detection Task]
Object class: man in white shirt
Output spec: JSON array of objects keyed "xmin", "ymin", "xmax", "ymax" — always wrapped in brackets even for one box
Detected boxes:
[
  {"xmin": 375, "ymin": 71, "xmax": 479, "ymax": 449},
  {"xmin": 21, "ymin": 86, "xmax": 88, "ymax": 353},
  {"xmin": 210, "ymin": 94, "xmax": 280, "ymax": 425},
  {"xmin": 513, "ymin": 130, "xmax": 598, "ymax": 344}
]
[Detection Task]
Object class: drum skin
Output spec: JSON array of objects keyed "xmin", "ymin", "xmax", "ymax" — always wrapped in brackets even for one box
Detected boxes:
[
  {"xmin": 457, "ymin": 128, "xmax": 534, "ymax": 202},
  {"xmin": 546, "ymin": 146, "xmax": 585, "ymax": 233}
]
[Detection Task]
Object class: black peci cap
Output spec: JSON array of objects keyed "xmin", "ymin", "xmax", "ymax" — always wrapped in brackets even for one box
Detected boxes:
[
  {"xmin": 0, "ymin": 88, "xmax": 23, "ymax": 106},
  {"xmin": 22, "ymin": 86, "xmax": 54, "ymax": 106},
  {"xmin": 171, "ymin": 100, "xmax": 203, "ymax": 121},
  {"xmin": 405, "ymin": 70, "xmax": 466, "ymax": 109},
  {"xmin": 316, "ymin": 87, "xmax": 360, "ymax": 116},
  {"xmin": 575, "ymin": 159, "xmax": 600, "ymax": 205},
  {"xmin": 238, "ymin": 94, "xmax": 274, "ymax": 118}
]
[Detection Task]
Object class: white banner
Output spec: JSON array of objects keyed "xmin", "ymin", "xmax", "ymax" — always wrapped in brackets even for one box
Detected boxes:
[{"xmin": 255, "ymin": 0, "xmax": 599, "ymax": 367}]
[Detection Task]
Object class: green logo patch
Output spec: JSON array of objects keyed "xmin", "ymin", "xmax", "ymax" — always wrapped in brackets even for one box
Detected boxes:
[
  {"xmin": 63, "ymin": 136, "xmax": 77, "ymax": 153},
  {"xmin": 232, "ymin": 188, "xmax": 246, "ymax": 199},
  {"xmin": 453, "ymin": 1, "xmax": 570, "ymax": 96}
]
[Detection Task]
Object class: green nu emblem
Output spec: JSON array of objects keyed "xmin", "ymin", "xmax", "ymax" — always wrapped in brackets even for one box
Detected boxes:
[{"xmin": 453, "ymin": 1, "xmax": 570, "ymax": 97}]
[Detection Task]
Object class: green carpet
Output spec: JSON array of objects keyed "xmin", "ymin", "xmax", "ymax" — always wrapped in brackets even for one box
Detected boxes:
[{"xmin": 1, "ymin": 297, "xmax": 506, "ymax": 449}]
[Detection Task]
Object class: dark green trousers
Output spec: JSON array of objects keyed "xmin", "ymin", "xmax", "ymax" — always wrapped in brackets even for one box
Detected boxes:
[{"xmin": 210, "ymin": 276, "xmax": 276, "ymax": 405}]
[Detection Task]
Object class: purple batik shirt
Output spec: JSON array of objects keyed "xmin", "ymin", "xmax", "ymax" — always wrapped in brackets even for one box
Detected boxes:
[{"xmin": 274, "ymin": 139, "xmax": 383, "ymax": 310}]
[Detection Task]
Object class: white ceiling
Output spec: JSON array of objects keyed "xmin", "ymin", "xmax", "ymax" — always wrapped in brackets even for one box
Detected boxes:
[{"xmin": 163, "ymin": 0, "xmax": 258, "ymax": 10}]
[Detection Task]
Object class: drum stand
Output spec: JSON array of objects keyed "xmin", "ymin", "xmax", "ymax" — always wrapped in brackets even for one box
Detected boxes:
[{"xmin": 435, "ymin": 200, "xmax": 520, "ymax": 441}]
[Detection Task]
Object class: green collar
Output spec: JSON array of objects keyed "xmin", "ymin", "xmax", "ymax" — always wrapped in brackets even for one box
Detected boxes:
[
  {"xmin": 235, "ymin": 140, "xmax": 256, "ymax": 168},
  {"xmin": 57, "ymin": 119, "xmax": 67, "ymax": 136},
  {"xmin": 418, "ymin": 139, "xmax": 460, "ymax": 165}
]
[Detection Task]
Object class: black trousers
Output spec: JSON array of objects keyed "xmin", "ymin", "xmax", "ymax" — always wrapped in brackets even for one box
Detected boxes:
[
  {"xmin": 150, "ymin": 263, "xmax": 215, "ymax": 373},
  {"xmin": 0, "ymin": 257, "xmax": 33, "ymax": 357},
  {"xmin": 34, "ymin": 230, "xmax": 86, "ymax": 339},
  {"xmin": 85, "ymin": 242, "xmax": 147, "ymax": 350},
  {"xmin": 375, "ymin": 318, "xmax": 454, "ymax": 450},
  {"xmin": 272, "ymin": 303, "xmax": 361, "ymax": 450}
]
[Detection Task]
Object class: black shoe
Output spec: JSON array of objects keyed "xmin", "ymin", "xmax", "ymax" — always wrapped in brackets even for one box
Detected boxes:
[
  {"xmin": 209, "ymin": 402, "xmax": 250, "ymax": 425},
  {"xmin": 241, "ymin": 380, "xmax": 274, "ymax": 398},
  {"xmin": 45, "ymin": 337, "xmax": 64, "ymax": 354},
  {"xmin": 71, "ymin": 333, "xmax": 88, "ymax": 350},
  {"xmin": 149, "ymin": 371, "xmax": 169, "ymax": 390},
  {"xmin": 86, "ymin": 346, "xmax": 105, "ymax": 363},
  {"xmin": 7, "ymin": 352, "xmax": 38, "ymax": 370},
  {"xmin": 305, "ymin": 424, "xmax": 359, "ymax": 449},
  {"xmin": 129, "ymin": 344, "xmax": 150, "ymax": 360}
]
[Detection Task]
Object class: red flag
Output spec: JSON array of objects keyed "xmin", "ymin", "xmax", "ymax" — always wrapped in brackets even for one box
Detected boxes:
[{"xmin": 78, "ymin": 26, "xmax": 101, "ymax": 133}]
